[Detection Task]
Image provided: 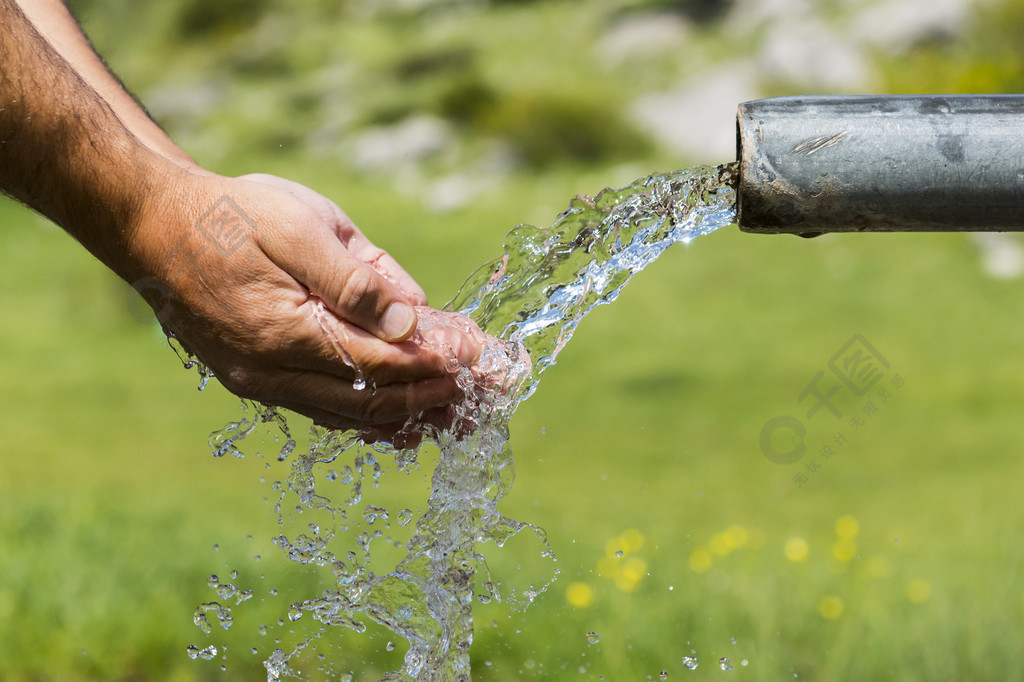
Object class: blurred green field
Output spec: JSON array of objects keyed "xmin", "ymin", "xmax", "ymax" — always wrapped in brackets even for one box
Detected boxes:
[{"xmin": 6, "ymin": 0, "xmax": 1024, "ymax": 680}]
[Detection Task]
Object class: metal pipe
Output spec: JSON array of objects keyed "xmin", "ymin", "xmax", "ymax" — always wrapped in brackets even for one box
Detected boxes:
[{"xmin": 736, "ymin": 95, "xmax": 1024, "ymax": 235}]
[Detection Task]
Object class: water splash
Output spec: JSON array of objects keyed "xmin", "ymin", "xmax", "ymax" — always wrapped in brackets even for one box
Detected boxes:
[
  {"xmin": 194, "ymin": 164, "xmax": 737, "ymax": 679},
  {"xmin": 310, "ymin": 298, "xmax": 367, "ymax": 391},
  {"xmin": 448, "ymin": 164, "xmax": 737, "ymax": 405}
]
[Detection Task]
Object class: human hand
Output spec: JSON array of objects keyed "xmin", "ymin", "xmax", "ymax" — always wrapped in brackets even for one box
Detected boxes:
[
  {"xmin": 359, "ymin": 307, "xmax": 531, "ymax": 448},
  {"xmin": 130, "ymin": 169, "xmax": 482, "ymax": 434},
  {"xmin": 235, "ymin": 173, "xmax": 428, "ymax": 306}
]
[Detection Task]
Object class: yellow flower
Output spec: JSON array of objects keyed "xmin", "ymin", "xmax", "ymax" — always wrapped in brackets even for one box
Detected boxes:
[
  {"xmin": 724, "ymin": 525, "xmax": 749, "ymax": 550},
  {"xmin": 709, "ymin": 532, "xmax": 731, "ymax": 556},
  {"xmin": 605, "ymin": 536, "xmax": 630, "ymax": 558},
  {"xmin": 835, "ymin": 515, "xmax": 859, "ymax": 540},
  {"xmin": 621, "ymin": 529, "xmax": 645, "ymax": 553},
  {"xmin": 907, "ymin": 579, "xmax": 931, "ymax": 603},
  {"xmin": 708, "ymin": 525, "xmax": 749, "ymax": 557},
  {"xmin": 566, "ymin": 582, "xmax": 595, "ymax": 609},
  {"xmin": 614, "ymin": 557, "xmax": 647, "ymax": 592},
  {"xmin": 818, "ymin": 594, "xmax": 844, "ymax": 619},
  {"xmin": 784, "ymin": 536, "xmax": 809, "ymax": 563},
  {"xmin": 832, "ymin": 538, "xmax": 857, "ymax": 563},
  {"xmin": 689, "ymin": 548, "xmax": 713, "ymax": 573}
]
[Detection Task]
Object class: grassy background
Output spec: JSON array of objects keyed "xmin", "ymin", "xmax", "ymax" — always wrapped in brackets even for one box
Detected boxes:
[{"xmin": 5, "ymin": 0, "xmax": 1024, "ymax": 679}]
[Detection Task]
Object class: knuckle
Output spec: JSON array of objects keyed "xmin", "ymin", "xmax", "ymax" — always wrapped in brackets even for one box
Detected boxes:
[{"xmin": 337, "ymin": 268, "xmax": 380, "ymax": 320}]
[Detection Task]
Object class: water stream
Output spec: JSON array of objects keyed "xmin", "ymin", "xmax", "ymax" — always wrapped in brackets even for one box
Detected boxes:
[{"xmin": 191, "ymin": 163, "xmax": 738, "ymax": 680}]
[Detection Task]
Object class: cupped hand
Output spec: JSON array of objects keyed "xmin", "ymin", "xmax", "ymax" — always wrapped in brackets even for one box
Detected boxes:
[
  {"xmin": 360, "ymin": 307, "xmax": 532, "ymax": 448},
  {"xmin": 130, "ymin": 169, "xmax": 481, "ymax": 433}
]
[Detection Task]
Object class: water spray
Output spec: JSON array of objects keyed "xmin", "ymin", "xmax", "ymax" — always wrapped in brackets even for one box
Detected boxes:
[{"xmin": 736, "ymin": 95, "xmax": 1024, "ymax": 236}]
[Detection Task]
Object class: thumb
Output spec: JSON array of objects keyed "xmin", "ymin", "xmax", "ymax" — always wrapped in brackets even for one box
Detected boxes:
[
  {"xmin": 324, "ymin": 257, "xmax": 419, "ymax": 342},
  {"xmin": 258, "ymin": 204, "xmax": 419, "ymax": 342}
]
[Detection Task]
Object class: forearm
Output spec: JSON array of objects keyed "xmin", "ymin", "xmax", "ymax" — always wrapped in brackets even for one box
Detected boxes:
[
  {"xmin": 14, "ymin": 0, "xmax": 198, "ymax": 170},
  {"xmin": 2, "ymin": 0, "xmax": 472, "ymax": 433},
  {"xmin": 0, "ymin": 0, "xmax": 172, "ymax": 277}
]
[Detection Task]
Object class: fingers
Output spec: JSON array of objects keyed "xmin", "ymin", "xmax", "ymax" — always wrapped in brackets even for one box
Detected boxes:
[
  {"xmin": 235, "ymin": 175, "xmax": 422, "ymax": 342},
  {"xmin": 238, "ymin": 173, "xmax": 429, "ymax": 307},
  {"xmin": 265, "ymin": 370, "xmax": 464, "ymax": 429},
  {"xmin": 345, "ymin": 231, "xmax": 428, "ymax": 306},
  {"xmin": 259, "ymin": 213, "xmax": 420, "ymax": 342},
  {"xmin": 294, "ymin": 302, "xmax": 481, "ymax": 385}
]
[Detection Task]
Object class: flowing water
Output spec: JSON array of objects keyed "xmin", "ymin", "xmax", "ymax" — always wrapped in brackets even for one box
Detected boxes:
[{"xmin": 191, "ymin": 163, "xmax": 737, "ymax": 680}]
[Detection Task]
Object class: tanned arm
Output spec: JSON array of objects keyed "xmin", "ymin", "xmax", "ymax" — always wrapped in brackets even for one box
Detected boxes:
[
  {"xmin": 15, "ymin": 0, "xmax": 198, "ymax": 169},
  {"xmin": 0, "ymin": 0, "xmax": 481, "ymax": 438}
]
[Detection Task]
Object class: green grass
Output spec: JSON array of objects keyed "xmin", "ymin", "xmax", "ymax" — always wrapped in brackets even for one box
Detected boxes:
[
  {"xmin": 6, "ymin": 168, "xmax": 1024, "ymax": 680},
  {"xmin": 8, "ymin": 0, "xmax": 1024, "ymax": 679}
]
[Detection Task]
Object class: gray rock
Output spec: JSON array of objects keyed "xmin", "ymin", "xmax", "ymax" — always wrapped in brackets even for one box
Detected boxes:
[
  {"xmin": 597, "ymin": 12, "xmax": 692, "ymax": 66},
  {"xmin": 629, "ymin": 64, "xmax": 759, "ymax": 164},
  {"xmin": 349, "ymin": 116, "xmax": 453, "ymax": 172}
]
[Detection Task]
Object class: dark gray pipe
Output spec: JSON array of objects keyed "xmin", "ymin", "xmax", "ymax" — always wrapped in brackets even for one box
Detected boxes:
[{"xmin": 737, "ymin": 95, "xmax": 1024, "ymax": 235}]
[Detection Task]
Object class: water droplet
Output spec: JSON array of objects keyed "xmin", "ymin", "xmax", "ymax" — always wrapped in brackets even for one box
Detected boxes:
[
  {"xmin": 615, "ymin": 550, "xmax": 624, "ymax": 558},
  {"xmin": 287, "ymin": 606, "xmax": 303, "ymax": 622},
  {"xmin": 197, "ymin": 166, "xmax": 736, "ymax": 681},
  {"xmin": 397, "ymin": 508, "xmax": 414, "ymax": 526},
  {"xmin": 386, "ymin": 641, "xmax": 396, "ymax": 651},
  {"xmin": 363, "ymin": 504, "xmax": 389, "ymax": 524},
  {"xmin": 720, "ymin": 657, "xmax": 734, "ymax": 671},
  {"xmin": 586, "ymin": 631, "xmax": 601, "ymax": 645},
  {"xmin": 250, "ymin": 647, "xmax": 258, "ymax": 655},
  {"xmin": 659, "ymin": 671, "xmax": 669, "ymax": 680},
  {"xmin": 682, "ymin": 654, "xmax": 699, "ymax": 670},
  {"xmin": 186, "ymin": 644, "xmax": 218, "ymax": 661}
]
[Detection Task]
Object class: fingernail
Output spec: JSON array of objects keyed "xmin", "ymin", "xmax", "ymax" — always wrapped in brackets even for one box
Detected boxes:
[
  {"xmin": 379, "ymin": 301, "xmax": 416, "ymax": 340},
  {"xmin": 459, "ymin": 335, "xmax": 482, "ymax": 366}
]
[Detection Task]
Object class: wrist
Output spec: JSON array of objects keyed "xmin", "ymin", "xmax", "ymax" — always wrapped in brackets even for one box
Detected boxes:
[
  {"xmin": 123, "ymin": 162, "xmax": 222, "ymax": 287},
  {"xmin": 65, "ymin": 141, "xmax": 189, "ymax": 283}
]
